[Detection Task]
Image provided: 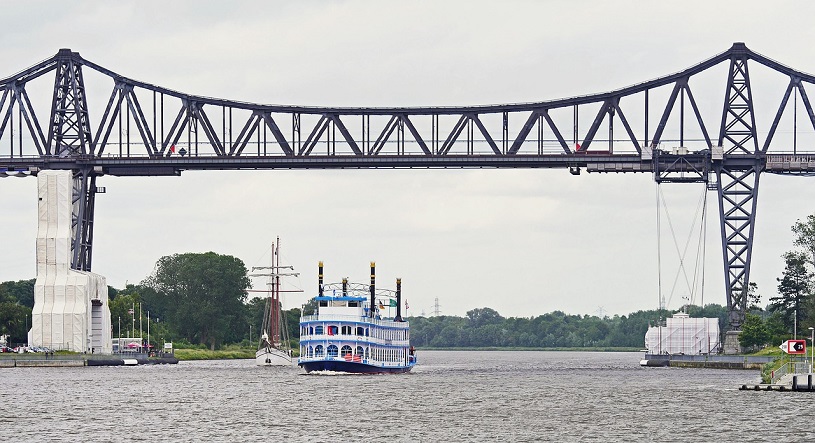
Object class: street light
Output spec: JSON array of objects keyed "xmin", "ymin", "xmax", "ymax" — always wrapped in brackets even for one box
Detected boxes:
[{"xmin": 809, "ymin": 327, "xmax": 814, "ymax": 374}]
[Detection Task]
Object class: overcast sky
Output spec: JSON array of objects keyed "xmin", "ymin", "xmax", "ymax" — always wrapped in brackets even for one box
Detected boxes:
[{"xmin": 2, "ymin": 1, "xmax": 815, "ymax": 319}]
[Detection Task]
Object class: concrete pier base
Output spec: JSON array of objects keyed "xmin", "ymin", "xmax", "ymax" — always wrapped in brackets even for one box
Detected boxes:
[{"xmin": 722, "ymin": 330, "xmax": 742, "ymax": 355}]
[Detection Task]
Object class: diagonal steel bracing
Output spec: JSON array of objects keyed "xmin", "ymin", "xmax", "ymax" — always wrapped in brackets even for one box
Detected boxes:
[
  {"xmin": 71, "ymin": 169, "xmax": 98, "ymax": 272},
  {"xmin": 48, "ymin": 49, "xmax": 93, "ymax": 158},
  {"xmin": 716, "ymin": 49, "xmax": 760, "ymax": 331}
]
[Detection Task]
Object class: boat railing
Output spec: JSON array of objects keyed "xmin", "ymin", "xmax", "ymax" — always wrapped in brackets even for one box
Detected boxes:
[
  {"xmin": 299, "ymin": 333, "xmax": 409, "ymax": 346},
  {"xmin": 300, "ymin": 314, "xmax": 409, "ymax": 328}
]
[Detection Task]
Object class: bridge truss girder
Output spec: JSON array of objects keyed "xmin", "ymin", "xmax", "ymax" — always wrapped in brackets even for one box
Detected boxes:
[{"xmin": 3, "ymin": 44, "xmax": 815, "ymax": 331}]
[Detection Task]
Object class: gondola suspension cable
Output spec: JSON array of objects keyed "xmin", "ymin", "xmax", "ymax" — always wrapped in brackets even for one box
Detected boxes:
[
  {"xmin": 656, "ymin": 183, "xmax": 708, "ymax": 312},
  {"xmin": 656, "ymin": 183, "xmax": 663, "ymax": 311},
  {"xmin": 688, "ymin": 188, "xmax": 708, "ymax": 308}
]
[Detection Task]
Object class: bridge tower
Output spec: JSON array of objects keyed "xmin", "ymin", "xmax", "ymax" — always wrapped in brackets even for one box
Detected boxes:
[
  {"xmin": 715, "ymin": 43, "xmax": 760, "ymax": 343},
  {"xmin": 48, "ymin": 49, "xmax": 99, "ymax": 272}
]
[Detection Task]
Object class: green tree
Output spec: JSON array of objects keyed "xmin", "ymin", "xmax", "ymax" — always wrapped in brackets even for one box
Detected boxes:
[
  {"xmin": 793, "ymin": 214, "xmax": 815, "ymax": 268},
  {"xmin": 739, "ymin": 313, "xmax": 770, "ymax": 351},
  {"xmin": 747, "ymin": 282, "xmax": 762, "ymax": 310},
  {"xmin": 109, "ymin": 291, "xmax": 143, "ymax": 338},
  {"xmin": 466, "ymin": 307, "xmax": 504, "ymax": 328},
  {"xmin": 769, "ymin": 251, "xmax": 813, "ymax": 332},
  {"xmin": 142, "ymin": 252, "xmax": 250, "ymax": 350},
  {"xmin": 246, "ymin": 296, "xmax": 266, "ymax": 344},
  {"xmin": 0, "ymin": 302, "xmax": 31, "ymax": 344},
  {"xmin": 0, "ymin": 279, "xmax": 35, "ymax": 308},
  {"xmin": 765, "ymin": 312, "xmax": 788, "ymax": 346}
]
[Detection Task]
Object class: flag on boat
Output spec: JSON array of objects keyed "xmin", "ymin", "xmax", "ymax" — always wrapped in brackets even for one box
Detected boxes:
[
  {"xmin": 389, "ymin": 299, "xmax": 397, "ymax": 307},
  {"xmin": 378, "ymin": 301, "xmax": 385, "ymax": 310}
]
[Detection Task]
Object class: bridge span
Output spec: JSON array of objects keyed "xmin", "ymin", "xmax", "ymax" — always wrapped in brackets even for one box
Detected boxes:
[{"xmin": 2, "ymin": 42, "xmax": 815, "ymax": 342}]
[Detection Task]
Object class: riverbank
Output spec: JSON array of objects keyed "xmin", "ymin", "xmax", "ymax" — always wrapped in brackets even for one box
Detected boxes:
[
  {"xmin": 174, "ymin": 348, "xmax": 255, "ymax": 360},
  {"xmin": 0, "ymin": 352, "xmax": 178, "ymax": 367}
]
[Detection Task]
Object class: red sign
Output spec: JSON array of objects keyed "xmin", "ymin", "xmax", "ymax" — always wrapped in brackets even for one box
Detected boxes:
[{"xmin": 780, "ymin": 339, "xmax": 807, "ymax": 354}]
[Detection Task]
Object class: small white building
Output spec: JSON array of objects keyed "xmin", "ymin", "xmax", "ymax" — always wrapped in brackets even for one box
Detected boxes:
[{"xmin": 644, "ymin": 312, "xmax": 720, "ymax": 355}]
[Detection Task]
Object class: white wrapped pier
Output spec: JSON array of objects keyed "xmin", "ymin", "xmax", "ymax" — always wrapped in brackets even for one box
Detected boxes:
[
  {"xmin": 30, "ymin": 170, "xmax": 112, "ymax": 353},
  {"xmin": 644, "ymin": 312, "xmax": 720, "ymax": 355}
]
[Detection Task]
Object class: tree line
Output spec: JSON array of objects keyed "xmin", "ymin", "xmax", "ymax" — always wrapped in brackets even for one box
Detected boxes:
[{"xmin": 410, "ymin": 305, "xmax": 727, "ymax": 349}]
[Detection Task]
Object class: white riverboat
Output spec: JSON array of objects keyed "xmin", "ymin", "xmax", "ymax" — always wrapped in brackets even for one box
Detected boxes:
[{"xmin": 298, "ymin": 262, "xmax": 416, "ymax": 374}]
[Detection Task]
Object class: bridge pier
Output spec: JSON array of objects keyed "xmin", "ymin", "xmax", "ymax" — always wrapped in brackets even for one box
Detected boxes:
[{"xmin": 30, "ymin": 170, "xmax": 111, "ymax": 353}]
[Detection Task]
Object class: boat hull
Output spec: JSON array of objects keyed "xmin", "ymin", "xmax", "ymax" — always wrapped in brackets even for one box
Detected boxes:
[
  {"xmin": 256, "ymin": 347, "xmax": 292, "ymax": 366},
  {"xmin": 299, "ymin": 359, "xmax": 413, "ymax": 374}
]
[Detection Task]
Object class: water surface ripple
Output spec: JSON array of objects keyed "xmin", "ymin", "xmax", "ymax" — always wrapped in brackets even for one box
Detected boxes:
[{"xmin": 1, "ymin": 351, "xmax": 809, "ymax": 442}]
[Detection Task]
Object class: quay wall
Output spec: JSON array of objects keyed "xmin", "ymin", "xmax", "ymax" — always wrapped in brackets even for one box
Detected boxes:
[{"xmin": 644, "ymin": 354, "xmax": 774, "ymax": 370}]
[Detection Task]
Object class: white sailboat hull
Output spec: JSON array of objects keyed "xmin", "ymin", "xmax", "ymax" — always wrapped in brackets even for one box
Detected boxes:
[{"xmin": 256, "ymin": 346, "xmax": 292, "ymax": 366}]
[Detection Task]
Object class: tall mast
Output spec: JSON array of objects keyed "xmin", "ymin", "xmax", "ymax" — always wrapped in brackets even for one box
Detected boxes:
[
  {"xmin": 270, "ymin": 238, "xmax": 279, "ymax": 344},
  {"xmin": 249, "ymin": 236, "xmax": 299, "ymax": 348}
]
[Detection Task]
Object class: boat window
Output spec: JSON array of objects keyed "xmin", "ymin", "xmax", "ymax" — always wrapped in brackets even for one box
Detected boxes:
[
  {"xmin": 356, "ymin": 327, "xmax": 364, "ymax": 336},
  {"xmin": 315, "ymin": 345, "xmax": 324, "ymax": 357},
  {"xmin": 365, "ymin": 347, "xmax": 370, "ymax": 359},
  {"xmin": 308, "ymin": 346, "xmax": 314, "ymax": 357},
  {"xmin": 348, "ymin": 301, "xmax": 358, "ymax": 307},
  {"xmin": 365, "ymin": 328, "xmax": 369, "ymax": 337},
  {"xmin": 309, "ymin": 327, "xmax": 314, "ymax": 335},
  {"xmin": 327, "ymin": 325, "xmax": 338, "ymax": 336},
  {"xmin": 341, "ymin": 326, "xmax": 352, "ymax": 335},
  {"xmin": 315, "ymin": 326, "xmax": 324, "ymax": 335},
  {"xmin": 327, "ymin": 345, "xmax": 338, "ymax": 358},
  {"xmin": 356, "ymin": 346, "xmax": 364, "ymax": 356},
  {"xmin": 319, "ymin": 300, "xmax": 328, "ymax": 307},
  {"xmin": 341, "ymin": 345, "xmax": 352, "ymax": 357}
]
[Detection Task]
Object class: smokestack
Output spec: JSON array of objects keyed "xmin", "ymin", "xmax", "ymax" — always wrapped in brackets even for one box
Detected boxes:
[
  {"xmin": 342, "ymin": 278, "xmax": 347, "ymax": 296},
  {"xmin": 318, "ymin": 261, "xmax": 324, "ymax": 297},
  {"xmin": 369, "ymin": 261, "xmax": 376, "ymax": 318},
  {"xmin": 395, "ymin": 278, "xmax": 403, "ymax": 322}
]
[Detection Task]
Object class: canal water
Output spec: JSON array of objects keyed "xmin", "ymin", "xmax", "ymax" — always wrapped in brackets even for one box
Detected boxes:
[{"xmin": 1, "ymin": 351, "xmax": 810, "ymax": 442}]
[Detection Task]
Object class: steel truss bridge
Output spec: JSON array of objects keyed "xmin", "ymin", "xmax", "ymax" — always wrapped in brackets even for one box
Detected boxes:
[{"xmin": 2, "ymin": 42, "xmax": 815, "ymax": 332}]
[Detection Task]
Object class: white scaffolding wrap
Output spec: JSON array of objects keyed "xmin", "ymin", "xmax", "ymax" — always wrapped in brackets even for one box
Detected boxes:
[
  {"xmin": 30, "ymin": 171, "xmax": 112, "ymax": 353},
  {"xmin": 644, "ymin": 313, "xmax": 720, "ymax": 355}
]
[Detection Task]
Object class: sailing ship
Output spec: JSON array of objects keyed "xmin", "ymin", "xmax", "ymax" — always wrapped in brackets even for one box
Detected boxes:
[
  {"xmin": 251, "ymin": 238, "xmax": 299, "ymax": 366},
  {"xmin": 297, "ymin": 261, "xmax": 416, "ymax": 373}
]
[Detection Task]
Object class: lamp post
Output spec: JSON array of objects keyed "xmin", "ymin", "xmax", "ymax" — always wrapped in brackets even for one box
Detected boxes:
[{"xmin": 809, "ymin": 327, "xmax": 814, "ymax": 374}]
